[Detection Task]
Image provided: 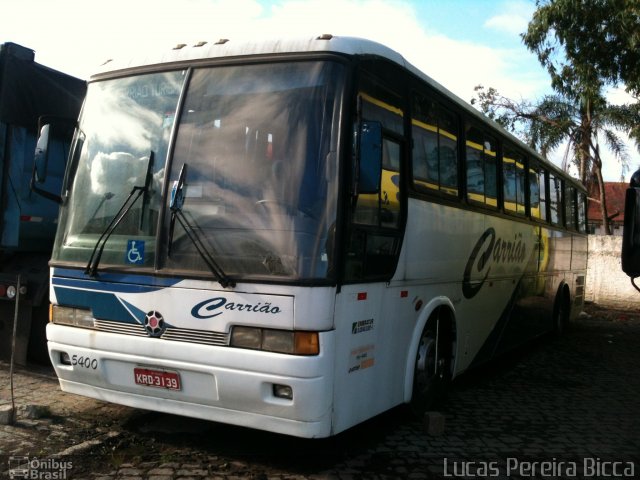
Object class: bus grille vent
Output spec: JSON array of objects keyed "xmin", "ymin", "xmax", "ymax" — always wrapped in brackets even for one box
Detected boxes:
[
  {"xmin": 162, "ymin": 327, "xmax": 229, "ymax": 346},
  {"xmin": 93, "ymin": 320, "xmax": 229, "ymax": 346},
  {"xmin": 94, "ymin": 320, "xmax": 147, "ymax": 337}
]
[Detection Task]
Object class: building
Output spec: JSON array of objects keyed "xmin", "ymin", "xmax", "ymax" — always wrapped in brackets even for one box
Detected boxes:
[{"xmin": 587, "ymin": 182, "xmax": 627, "ymax": 235}]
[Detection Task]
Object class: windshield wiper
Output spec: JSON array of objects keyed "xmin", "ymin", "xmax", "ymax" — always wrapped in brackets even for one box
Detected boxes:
[
  {"xmin": 167, "ymin": 162, "xmax": 187, "ymax": 258},
  {"xmin": 85, "ymin": 151, "xmax": 154, "ymax": 277},
  {"xmin": 168, "ymin": 163, "xmax": 235, "ymax": 288},
  {"xmin": 139, "ymin": 151, "xmax": 155, "ymax": 230}
]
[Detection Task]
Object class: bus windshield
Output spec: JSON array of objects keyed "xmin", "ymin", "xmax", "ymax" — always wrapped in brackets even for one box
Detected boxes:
[{"xmin": 52, "ymin": 61, "xmax": 344, "ymax": 282}]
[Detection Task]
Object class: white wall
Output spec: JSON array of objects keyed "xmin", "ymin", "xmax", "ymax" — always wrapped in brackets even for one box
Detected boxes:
[{"xmin": 586, "ymin": 235, "xmax": 640, "ymax": 309}]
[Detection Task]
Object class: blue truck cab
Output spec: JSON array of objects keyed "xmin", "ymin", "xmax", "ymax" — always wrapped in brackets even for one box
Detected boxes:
[{"xmin": 0, "ymin": 42, "xmax": 85, "ymax": 363}]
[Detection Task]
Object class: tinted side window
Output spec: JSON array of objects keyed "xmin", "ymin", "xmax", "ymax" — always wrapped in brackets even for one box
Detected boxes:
[
  {"xmin": 466, "ymin": 124, "xmax": 497, "ymax": 208},
  {"xmin": 411, "ymin": 93, "xmax": 459, "ymax": 196},
  {"xmin": 565, "ymin": 185, "xmax": 577, "ymax": 230},
  {"xmin": 549, "ymin": 174, "xmax": 563, "ymax": 225},
  {"xmin": 354, "ymin": 96, "xmax": 403, "ymax": 229},
  {"xmin": 529, "ymin": 163, "xmax": 548, "ymax": 221},
  {"xmin": 345, "ymin": 80, "xmax": 406, "ymax": 282},
  {"xmin": 361, "ymin": 93, "xmax": 404, "ymax": 135},
  {"xmin": 577, "ymin": 191, "xmax": 587, "ymax": 233},
  {"xmin": 503, "ymin": 145, "xmax": 526, "ymax": 215}
]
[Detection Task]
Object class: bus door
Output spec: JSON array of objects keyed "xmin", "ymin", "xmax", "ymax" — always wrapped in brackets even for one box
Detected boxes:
[{"xmin": 333, "ymin": 91, "xmax": 406, "ymax": 432}]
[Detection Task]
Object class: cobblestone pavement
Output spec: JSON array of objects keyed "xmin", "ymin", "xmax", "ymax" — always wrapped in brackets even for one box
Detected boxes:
[{"xmin": 1, "ymin": 304, "xmax": 639, "ymax": 479}]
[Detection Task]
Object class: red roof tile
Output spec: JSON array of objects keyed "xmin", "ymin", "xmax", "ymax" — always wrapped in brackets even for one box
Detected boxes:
[{"xmin": 587, "ymin": 182, "xmax": 628, "ymax": 223}]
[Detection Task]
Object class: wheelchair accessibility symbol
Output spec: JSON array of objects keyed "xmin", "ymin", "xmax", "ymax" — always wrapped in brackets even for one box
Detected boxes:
[{"xmin": 126, "ymin": 240, "xmax": 145, "ymax": 265}]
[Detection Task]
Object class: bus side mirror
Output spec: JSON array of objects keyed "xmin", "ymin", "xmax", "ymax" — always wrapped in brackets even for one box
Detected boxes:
[
  {"xmin": 622, "ymin": 169, "xmax": 640, "ymax": 277},
  {"xmin": 31, "ymin": 121, "xmax": 62, "ymax": 204},
  {"xmin": 33, "ymin": 123, "xmax": 50, "ymax": 183},
  {"xmin": 358, "ymin": 121, "xmax": 382, "ymax": 194}
]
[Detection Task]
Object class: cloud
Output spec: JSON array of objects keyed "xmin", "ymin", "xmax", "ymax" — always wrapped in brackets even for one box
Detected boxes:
[
  {"xmin": 484, "ymin": 13, "xmax": 528, "ymax": 36},
  {"xmin": 2, "ymin": 0, "xmax": 549, "ymax": 102},
  {"xmin": 244, "ymin": 0, "xmax": 547, "ymax": 102},
  {"xmin": 401, "ymin": 32, "xmax": 547, "ymax": 102},
  {"xmin": 1, "ymin": 0, "xmax": 267, "ymax": 78},
  {"xmin": 484, "ymin": 0, "xmax": 535, "ymax": 36}
]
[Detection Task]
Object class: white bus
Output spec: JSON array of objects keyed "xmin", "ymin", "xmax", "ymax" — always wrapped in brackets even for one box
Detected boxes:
[{"xmin": 38, "ymin": 35, "xmax": 587, "ymax": 438}]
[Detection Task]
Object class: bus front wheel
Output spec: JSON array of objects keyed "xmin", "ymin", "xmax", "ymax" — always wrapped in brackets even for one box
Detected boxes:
[{"xmin": 410, "ymin": 312, "xmax": 452, "ymax": 416}]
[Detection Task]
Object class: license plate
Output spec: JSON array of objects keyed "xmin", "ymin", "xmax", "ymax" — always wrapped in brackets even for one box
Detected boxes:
[{"xmin": 134, "ymin": 367, "xmax": 181, "ymax": 390}]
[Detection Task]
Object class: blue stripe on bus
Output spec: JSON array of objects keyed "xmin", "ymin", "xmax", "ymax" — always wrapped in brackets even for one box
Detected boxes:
[
  {"xmin": 53, "ymin": 286, "xmax": 141, "ymax": 324},
  {"xmin": 52, "ymin": 276, "xmax": 161, "ymax": 294},
  {"xmin": 52, "ymin": 268, "xmax": 181, "ymax": 288},
  {"xmin": 119, "ymin": 298, "xmax": 148, "ymax": 324}
]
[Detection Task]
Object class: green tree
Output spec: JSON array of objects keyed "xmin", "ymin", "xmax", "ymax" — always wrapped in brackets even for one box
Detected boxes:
[
  {"xmin": 523, "ymin": 0, "xmax": 640, "ymax": 97},
  {"xmin": 473, "ymin": 0, "xmax": 640, "ymax": 234}
]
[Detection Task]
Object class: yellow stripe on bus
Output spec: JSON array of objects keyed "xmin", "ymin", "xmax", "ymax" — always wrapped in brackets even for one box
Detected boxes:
[
  {"xmin": 412, "ymin": 118, "xmax": 437, "ymax": 133},
  {"xmin": 360, "ymin": 92, "xmax": 403, "ymax": 116}
]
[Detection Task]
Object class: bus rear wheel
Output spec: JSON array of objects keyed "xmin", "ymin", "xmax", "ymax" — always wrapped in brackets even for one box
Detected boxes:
[
  {"xmin": 410, "ymin": 314, "xmax": 452, "ymax": 416},
  {"xmin": 553, "ymin": 287, "xmax": 571, "ymax": 336}
]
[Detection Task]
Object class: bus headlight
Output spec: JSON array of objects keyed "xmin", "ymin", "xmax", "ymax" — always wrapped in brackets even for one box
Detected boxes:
[
  {"xmin": 231, "ymin": 326, "xmax": 319, "ymax": 355},
  {"xmin": 230, "ymin": 326, "xmax": 262, "ymax": 349},
  {"xmin": 51, "ymin": 305, "xmax": 96, "ymax": 329}
]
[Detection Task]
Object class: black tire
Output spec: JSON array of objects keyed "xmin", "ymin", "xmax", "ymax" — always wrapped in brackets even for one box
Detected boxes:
[{"xmin": 410, "ymin": 311, "xmax": 452, "ymax": 415}]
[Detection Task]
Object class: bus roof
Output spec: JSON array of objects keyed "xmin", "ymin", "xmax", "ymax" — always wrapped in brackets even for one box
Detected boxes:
[
  {"xmin": 93, "ymin": 35, "xmax": 408, "ymax": 77},
  {"xmin": 93, "ymin": 34, "xmax": 583, "ymax": 190}
]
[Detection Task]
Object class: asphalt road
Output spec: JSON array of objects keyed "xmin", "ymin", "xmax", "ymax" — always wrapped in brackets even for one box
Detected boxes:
[{"xmin": 2, "ymin": 303, "xmax": 639, "ymax": 479}]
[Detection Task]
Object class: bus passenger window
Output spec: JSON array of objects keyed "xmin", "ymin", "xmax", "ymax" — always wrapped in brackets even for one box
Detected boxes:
[
  {"xmin": 466, "ymin": 125, "xmax": 497, "ymax": 208},
  {"xmin": 484, "ymin": 137, "xmax": 497, "ymax": 207},
  {"xmin": 439, "ymin": 110, "xmax": 459, "ymax": 195},
  {"xmin": 503, "ymin": 146, "xmax": 526, "ymax": 215},
  {"xmin": 549, "ymin": 174, "xmax": 562, "ymax": 225},
  {"xmin": 529, "ymin": 164, "xmax": 548, "ymax": 221},
  {"xmin": 411, "ymin": 108, "xmax": 438, "ymax": 192},
  {"xmin": 578, "ymin": 192, "xmax": 587, "ymax": 233},
  {"xmin": 565, "ymin": 185, "xmax": 577, "ymax": 230},
  {"xmin": 466, "ymin": 126, "xmax": 484, "ymax": 199},
  {"xmin": 411, "ymin": 93, "xmax": 459, "ymax": 196}
]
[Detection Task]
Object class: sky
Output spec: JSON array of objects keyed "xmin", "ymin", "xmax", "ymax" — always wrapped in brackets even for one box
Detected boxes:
[{"xmin": 2, "ymin": 0, "xmax": 637, "ymax": 181}]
